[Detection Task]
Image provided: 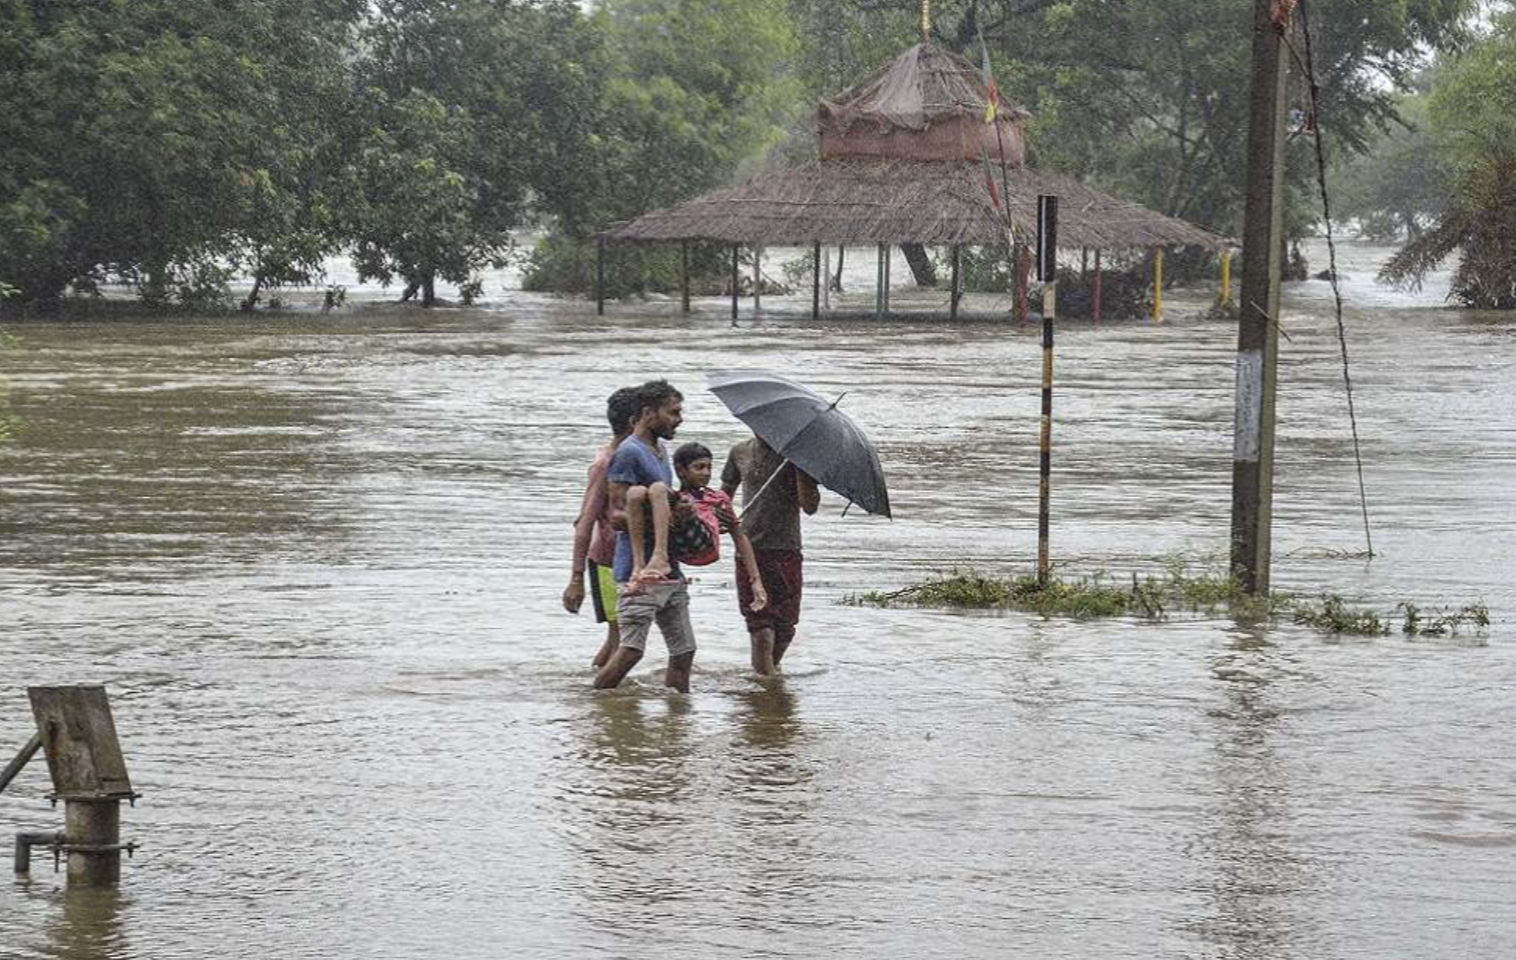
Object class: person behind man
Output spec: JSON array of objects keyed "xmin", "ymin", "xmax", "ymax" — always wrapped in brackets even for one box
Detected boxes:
[
  {"xmin": 721, "ymin": 436, "xmax": 820, "ymax": 675},
  {"xmin": 595, "ymin": 380, "xmax": 697, "ymax": 692},
  {"xmin": 563, "ymin": 385, "xmax": 641, "ymax": 668}
]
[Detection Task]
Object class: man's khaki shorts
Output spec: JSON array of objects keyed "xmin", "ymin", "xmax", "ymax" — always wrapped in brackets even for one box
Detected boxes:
[{"xmin": 615, "ymin": 579, "xmax": 696, "ymax": 658}]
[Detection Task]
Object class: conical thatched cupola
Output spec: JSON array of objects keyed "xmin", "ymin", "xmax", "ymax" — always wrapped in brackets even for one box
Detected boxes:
[{"xmin": 817, "ymin": 43, "xmax": 1029, "ymax": 164}]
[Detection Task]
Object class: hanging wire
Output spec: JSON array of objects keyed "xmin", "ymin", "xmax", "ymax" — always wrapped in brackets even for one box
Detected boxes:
[{"xmin": 1295, "ymin": 0, "xmax": 1376, "ymax": 559}]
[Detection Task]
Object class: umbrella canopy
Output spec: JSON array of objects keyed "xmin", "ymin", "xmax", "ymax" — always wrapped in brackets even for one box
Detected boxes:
[{"xmin": 707, "ymin": 372, "xmax": 892, "ymax": 519}]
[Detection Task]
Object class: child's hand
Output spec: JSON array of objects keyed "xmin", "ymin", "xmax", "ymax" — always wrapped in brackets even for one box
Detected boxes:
[{"xmin": 750, "ymin": 582, "xmax": 768, "ymax": 612}]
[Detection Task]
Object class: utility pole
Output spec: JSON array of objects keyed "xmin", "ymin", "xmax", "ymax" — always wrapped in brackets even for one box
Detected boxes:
[{"xmin": 1231, "ymin": 0, "xmax": 1291, "ymax": 594}]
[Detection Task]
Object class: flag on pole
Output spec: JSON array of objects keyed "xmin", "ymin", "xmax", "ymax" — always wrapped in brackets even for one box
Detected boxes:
[
  {"xmin": 980, "ymin": 41, "xmax": 1000, "ymax": 124},
  {"xmin": 981, "ymin": 146, "xmax": 1003, "ymax": 212}
]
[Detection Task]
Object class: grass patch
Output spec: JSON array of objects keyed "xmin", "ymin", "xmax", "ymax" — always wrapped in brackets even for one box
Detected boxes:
[{"xmin": 846, "ymin": 562, "xmax": 1489, "ymax": 640}]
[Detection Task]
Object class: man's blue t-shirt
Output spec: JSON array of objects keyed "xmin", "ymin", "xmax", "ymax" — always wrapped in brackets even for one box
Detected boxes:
[{"xmin": 608, "ymin": 436, "xmax": 680, "ymax": 583}]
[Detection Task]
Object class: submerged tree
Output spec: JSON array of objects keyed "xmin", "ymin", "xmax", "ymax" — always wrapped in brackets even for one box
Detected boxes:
[{"xmin": 1380, "ymin": 11, "xmax": 1516, "ymax": 309}]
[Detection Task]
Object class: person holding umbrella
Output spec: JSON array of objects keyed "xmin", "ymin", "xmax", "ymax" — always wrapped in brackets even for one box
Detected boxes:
[
  {"xmin": 722, "ymin": 436, "xmax": 819, "ymax": 674},
  {"xmin": 710, "ymin": 372, "xmax": 892, "ymax": 676}
]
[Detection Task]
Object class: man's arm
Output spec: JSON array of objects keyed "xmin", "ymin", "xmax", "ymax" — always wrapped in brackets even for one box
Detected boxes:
[
  {"xmin": 563, "ymin": 459, "xmax": 607, "ymax": 613},
  {"xmin": 795, "ymin": 468, "xmax": 820, "ymax": 515},
  {"xmin": 720, "ymin": 449, "xmax": 742, "ymax": 499},
  {"xmin": 569, "ymin": 461, "xmax": 607, "ymax": 574},
  {"xmin": 731, "ymin": 528, "xmax": 767, "ymax": 611}
]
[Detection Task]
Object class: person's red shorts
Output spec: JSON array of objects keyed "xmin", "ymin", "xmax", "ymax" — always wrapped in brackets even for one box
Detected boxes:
[{"xmin": 736, "ymin": 549, "xmax": 803, "ymax": 644}]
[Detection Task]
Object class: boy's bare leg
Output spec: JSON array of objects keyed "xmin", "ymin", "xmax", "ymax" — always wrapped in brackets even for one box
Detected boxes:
[
  {"xmin": 664, "ymin": 651, "xmax": 694, "ymax": 693},
  {"xmin": 592, "ymin": 623, "xmax": 619, "ymax": 668},
  {"xmin": 626, "ymin": 485, "xmax": 649, "ymax": 577},
  {"xmin": 594, "ymin": 643, "xmax": 643, "ymax": 689},
  {"xmin": 643, "ymin": 481, "xmax": 672, "ymax": 579},
  {"xmin": 750, "ymin": 627, "xmax": 776, "ymax": 675}
]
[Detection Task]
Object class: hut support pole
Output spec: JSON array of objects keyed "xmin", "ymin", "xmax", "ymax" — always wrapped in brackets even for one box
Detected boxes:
[
  {"xmin": 679, "ymin": 241, "xmax": 690, "ymax": 314},
  {"xmin": 812, "ymin": 242, "xmax": 821, "ymax": 320},
  {"xmin": 731, "ymin": 245, "xmax": 740, "ymax": 326},
  {"xmin": 1016, "ymin": 245, "xmax": 1031, "ymax": 325},
  {"xmin": 1232, "ymin": 0, "xmax": 1290, "ymax": 595},
  {"xmin": 753, "ymin": 245, "xmax": 762, "ymax": 312},
  {"xmin": 822, "ymin": 247, "xmax": 832, "ymax": 311},
  {"xmin": 884, "ymin": 245, "xmax": 891, "ymax": 317},
  {"xmin": 1220, "ymin": 248, "xmax": 1234, "ymax": 310},
  {"xmin": 1093, "ymin": 250, "xmax": 1103, "ymax": 325},
  {"xmin": 949, "ymin": 245, "xmax": 961, "ymax": 321},
  {"xmin": 595, "ymin": 237, "xmax": 605, "ymax": 316},
  {"xmin": 1153, "ymin": 248, "xmax": 1165, "ymax": 322},
  {"xmin": 875, "ymin": 243, "xmax": 885, "ymax": 321}
]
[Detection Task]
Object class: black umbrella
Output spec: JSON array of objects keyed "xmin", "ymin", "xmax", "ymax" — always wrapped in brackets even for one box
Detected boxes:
[{"xmin": 707, "ymin": 372, "xmax": 891, "ymax": 518}]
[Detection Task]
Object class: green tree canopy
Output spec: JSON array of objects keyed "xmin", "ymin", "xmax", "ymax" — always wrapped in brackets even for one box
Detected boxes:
[{"xmin": 1381, "ymin": 9, "xmax": 1516, "ymax": 308}]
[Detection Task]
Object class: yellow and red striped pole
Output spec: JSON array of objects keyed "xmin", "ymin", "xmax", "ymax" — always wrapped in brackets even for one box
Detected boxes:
[{"xmin": 1153, "ymin": 248, "xmax": 1165, "ymax": 323}]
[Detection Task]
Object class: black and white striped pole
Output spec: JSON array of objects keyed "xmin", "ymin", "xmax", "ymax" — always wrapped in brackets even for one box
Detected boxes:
[{"xmin": 1037, "ymin": 195, "xmax": 1058, "ymax": 587}]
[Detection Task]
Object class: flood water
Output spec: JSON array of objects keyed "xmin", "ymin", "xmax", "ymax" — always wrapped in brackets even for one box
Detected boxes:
[{"xmin": 2, "ymin": 241, "xmax": 1514, "ymax": 959}]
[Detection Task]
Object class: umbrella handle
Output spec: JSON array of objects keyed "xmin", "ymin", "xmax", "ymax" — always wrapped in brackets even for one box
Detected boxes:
[{"xmin": 737, "ymin": 457, "xmax": 793, "ymax": 521}]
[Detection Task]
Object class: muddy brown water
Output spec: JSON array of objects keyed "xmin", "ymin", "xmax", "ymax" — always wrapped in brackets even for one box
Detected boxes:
[{"xmin": 2, "ymin": 242, "xmax": 1513, "ymax": 959}]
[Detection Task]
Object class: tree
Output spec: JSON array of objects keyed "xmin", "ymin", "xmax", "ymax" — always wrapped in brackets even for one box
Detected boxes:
[
  {"xmin": 348, "ymin": 0, "xmax": 604, "ymax": 305},
  {"xmin": 1330, "ymin": 86, "xmax": 1446, "ymax": 241},
  {"xmin": 1381, "ymin": 10, "xmax": 1516, "ymax": 309},
  {"xmin": 522, "ymin": 0, "xmax": 800, "ymax": 296},
  {"xmin": 0, "ymin": 0, "xmax": 365, "ymax": 307}
]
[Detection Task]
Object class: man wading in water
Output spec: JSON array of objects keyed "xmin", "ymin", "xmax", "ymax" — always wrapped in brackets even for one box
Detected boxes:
[
  {"xmin": 595, "ymin": 381, "xmax": 698, "ymax": 692},
  {"xmin": 722, "ymin": 436, "xmax": 819, "ymax": 675}
]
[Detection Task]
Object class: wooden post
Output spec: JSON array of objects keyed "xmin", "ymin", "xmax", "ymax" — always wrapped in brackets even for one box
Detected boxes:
[
  {"xmin": 1016, "ymin": 244, "xmax": 1031, "ymax": 324},
  {"xmin": 595, "ymin": 237, "xmax": 605, "ymax": 316},
  {"xmin": 730, "ymin": 244, "xmax": 740, "ymax": 326},
  {"xmin": 1093, "ymin": 249, "xmax": 1103, "ymax": 325},
  {"xmin": 883, "ymin": 244, "xmax": 891, "ymax": 317},
  {"xmin": 949, "ymin": 244, "xmax": 961, "ymax": 320},
  {"xmin": 822, "ymin": 247, "xmax": 832, "ymax": 311},
  {"xmin": 1153, "ymin": 248, "xmax": 1165, "ymax": 322},
  {"xmin": 753, "ymin": 244, "xmax": 762, "ymax": 312},
  {"xmin": 1231, "ymin": 0, "xmax": 1291, "ymax": 595},
  {"xmin": 679, "ymin": 240, "xmax": 690, "ymax": 314},
  {"xmin": 875, "ymin": 243, "xmax": 885, "ymax": 321},
  {"xmin": 812, "ymin": 241, "xmax": 821, "ymax": 320},
  {"xmin": 1036, "ymin": 196, "xmax": 1058, "ymax": 587},
  {"xmin": 1219, "ymin": 247, "xmax": 1234, "ymax": 309}
]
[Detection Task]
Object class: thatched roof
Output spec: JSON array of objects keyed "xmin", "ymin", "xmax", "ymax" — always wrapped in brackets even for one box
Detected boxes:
[
  {"xmin": 603, "ymin": 42, "xmax": 1227, "ymax": 252},
  {"xmin": 817, "ymin": 43, "xmax": 1027, "ymax": 163},
  {"xmin": 604, "ymin": 158, "xmax": 1226, "ymax": 250}
]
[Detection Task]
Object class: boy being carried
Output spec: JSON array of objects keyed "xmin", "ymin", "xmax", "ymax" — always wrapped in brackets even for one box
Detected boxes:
[{"xmin": 624, "ymin": 443, "xmax": 768, "ymax": 612}]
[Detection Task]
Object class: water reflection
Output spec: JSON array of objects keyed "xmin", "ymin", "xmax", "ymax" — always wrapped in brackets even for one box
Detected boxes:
[
  {"xmin": 42, "ymin": 886, "xmax": 128, "ymax": 960},
  {"xmin": 1192, "ymin": 626, "xmax": 1314, "ymax": 960}
]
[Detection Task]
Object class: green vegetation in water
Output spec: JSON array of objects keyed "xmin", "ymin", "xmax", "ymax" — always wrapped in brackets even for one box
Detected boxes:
[{"xmin": 846, "ymin": 563, "xmax": 1489, "ymax": 640}]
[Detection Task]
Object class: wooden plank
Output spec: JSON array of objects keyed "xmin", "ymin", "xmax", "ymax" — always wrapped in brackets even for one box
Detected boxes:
[{"xmin": 28, "ymin": 686, "xmax": 133, "ymax": 799}]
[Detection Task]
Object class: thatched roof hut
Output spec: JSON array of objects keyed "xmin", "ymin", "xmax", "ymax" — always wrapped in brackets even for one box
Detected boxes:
[{"xmin": 603, "ymin": 43, "xmax": 1225, "ymax": 252}]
